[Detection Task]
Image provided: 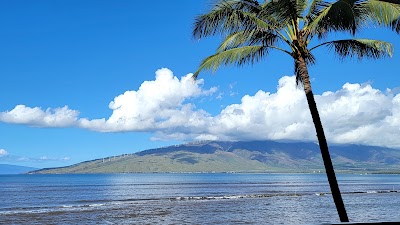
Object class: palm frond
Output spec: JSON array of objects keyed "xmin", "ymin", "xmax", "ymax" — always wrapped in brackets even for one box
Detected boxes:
[
  {"xmin": 193, "ymin": 46, "xmax": 268, "ymax": 79},
  {"xmin": 193, "ymin": 0, "xmax": 261, "ymax": 39},
  {"xmin": 217, "ymin": 30, "xmax": 280, "ymax": 52},
  {"xmin": 266, "ymin": 0, "xmax": 308, "ymax": 22},
  {"xmin": 307, "ymin": 0, "xmax": 365, "ymax": 37},
  {"xmin": 227, "ymin": 0, "xmax": 261, "ymax": 12},
  {"xmin": 297, "ymin": 0, "xmax": 309, "ymax": 17},
  {"xmin": 217, "ymin": 31, "xmax": 251, "ymax": 52},
  {"xmin": 391, "ymin": 17, "xmax": 400, "ymax": 33},
  {"xmin": 255, "ymin": 2, "xmax": 282, "ymax": 27},
  {"xmin": 305, "ymin": 0, "xmax": 324, "ymax": 23},
  {"xmin": 311, "ymin": 39, "xmax": 393, "ymax": 59},
  {"xmin": 358, "ymin": 0, "xmax": 400, "ymax": 32}
]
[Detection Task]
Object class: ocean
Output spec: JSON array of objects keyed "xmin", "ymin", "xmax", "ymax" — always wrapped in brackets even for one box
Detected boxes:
[{"xmin": 0, "ymin": 173, "xmax": 399, "ymax": 224}]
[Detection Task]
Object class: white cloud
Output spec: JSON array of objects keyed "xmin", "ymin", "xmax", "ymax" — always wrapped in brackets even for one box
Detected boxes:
[
  {"xmin": 150, "ymin": 75, "xmax": 400, "ymax": 148},
  {"xmin": 0, "ymin": 154, "xmax": 71, "ymax": 162},
  {"xmin": 39, "ymin": 156, "xmax": 71, "ymax": 161},
  {"xmin": 194, "ymin": 77, "xmax": 400, "ymax": 148},
  {"xmin": 0, "ymin": 149, "xmax": 8, "ymax": 156},
  {"xmin": 216, "ymin": 92, "xmax": 224, "ymax": 100},
  {"xmin": 207, "ymin": 76, "xmax": 312, "ymax": 141},
  {"xmin": 316, "ymin": 83, "xmax": 398, "ymax": 147},
  {"xmin": 80, "ymin": 68, "xmax": 216, "ymax": 132},
  {"xmin": 1, "ymin": 68, "xmax": 400, "ymax": 148},
  {"xmin": 17, "ymin": 157, "xmax": 29, "ymax": 161},
  {"xmin": 0, "ymin": 105, "xmax": 79, "ymax": 127}
]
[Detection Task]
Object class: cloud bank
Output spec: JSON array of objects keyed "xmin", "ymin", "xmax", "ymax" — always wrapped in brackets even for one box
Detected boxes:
[
  {"xmin": 79, "ymin": 68, "xmax": 216, "ymax": 132},
  {"xmin": 0, "ymin": 105, "xmax": 79, "ymax": 127},
  {"xmin": 0, "ymin": 154, "xmax": 71, "ymax": 163},
  {"xmin": 1, "ymin": 68, "xmax": 399, "ymax": 148}
]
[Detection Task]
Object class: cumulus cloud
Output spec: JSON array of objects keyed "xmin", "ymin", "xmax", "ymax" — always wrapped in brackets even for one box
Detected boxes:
[
  {"xmin": 80, "ymin": 68, "xmax": 216, "ymax": 132},
  {"xmin": 0, "ymin": 149, "xmax": 8, "ymax": 156},
  {"xmin": 148, "ymin": 74, "xmax": 400, "ymax": 148},
  {"xmin": 317, "ymin": 83, "xmax": 399, "ymax": 147},
  {"xmin": 0, "ymin": 105, "xmax": 79, "ymax": 127},
  {"xmin": 209, "ymin": 76, "xmax": 312, "ymax": 141},
  {"xmin": 1, "ymin": 68, "xmax": 400, "ymax": 148}
]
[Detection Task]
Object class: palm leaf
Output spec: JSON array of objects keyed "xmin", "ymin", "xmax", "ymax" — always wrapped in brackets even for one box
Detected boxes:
[
  {"xmin": 217, "ymin": 31, "xmax": 251, "ymax": 52},
  {"xmin": 226, "ymin": 0, "xmax": 261, "ymax": 12},
  {"xmin": 266, "ymin": 0, "xmax": 308, "ymax": 22},
  {"xmin": 306, "ymin": 0, "xmax": 324, "ymax": 21},
  {"xmin": 217, "ymin": 29, "xmax": 280, "ymax": 52},
  {"xmin": 358, "ymin": 0, "xmax": 400, "ymax": 32},
  {"xmin": 311, "ymin": 39, "xmax": 393, "ymax": 59},
  {"xmin": 307, "ymin": 0, "xmax": 365, "ymax": 37},
  {"xmin": 391, "ymin": 17, "xmax": 400, "ymax": 33},
  {"xmin": 297, "ymin": 0, "xmax": 309, "ymax": 16},
  {"xmin": 193, "ymin": 46, "xmax": 268, "ymax": 79},
  {"xmin": 193, "ymin": 0, "xmax": 261, "ymax": 39}
]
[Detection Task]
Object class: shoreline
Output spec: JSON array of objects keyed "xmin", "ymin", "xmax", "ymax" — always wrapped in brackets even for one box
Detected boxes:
[{"xmin": 23, "ymin": 170, "xmax": 400, "ymax": 175}]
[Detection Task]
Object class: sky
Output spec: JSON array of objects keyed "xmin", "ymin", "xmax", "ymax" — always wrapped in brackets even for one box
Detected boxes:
[{"xmin": 0, "ymin": 0, "xmax": 399, "ymax": 168}]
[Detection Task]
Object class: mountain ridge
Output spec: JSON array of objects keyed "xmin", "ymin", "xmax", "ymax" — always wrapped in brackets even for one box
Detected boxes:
[{"xmin": 30, "ymin": 140, "xmax": 400, "ymax": 174}]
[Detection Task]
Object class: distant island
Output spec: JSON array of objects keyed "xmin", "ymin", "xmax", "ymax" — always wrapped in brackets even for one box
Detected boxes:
[
  {"xmin": 29, "ymin": 140, "xmax": 400, "ymax": 174},
  {"xmin": 0, "ymin": 164, "xmax": 39, "ymax": 175}
]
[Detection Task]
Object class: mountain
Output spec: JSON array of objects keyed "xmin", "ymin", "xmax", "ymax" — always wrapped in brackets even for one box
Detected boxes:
[
  {"xmin": 30, "ymin": 140, "xmax": 400, "ymax": 174},
  {"xmin": 0, "ymin": 164, "xmax": 39, "ymax": 174}
]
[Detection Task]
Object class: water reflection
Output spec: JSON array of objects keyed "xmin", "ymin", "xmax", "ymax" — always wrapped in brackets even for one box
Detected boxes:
[{"xmin": 1, "ymin": 173, "xmax": 400, "ymax": 224}]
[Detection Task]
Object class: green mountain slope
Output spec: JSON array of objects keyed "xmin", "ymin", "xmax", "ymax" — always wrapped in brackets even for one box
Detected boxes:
[{"xmin": 31, "ymin": 140, "xmax": 400, "ymax": 174}]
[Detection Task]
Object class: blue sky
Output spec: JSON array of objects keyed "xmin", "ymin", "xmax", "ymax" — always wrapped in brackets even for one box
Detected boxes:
[{"xmin": 1, "ymin": 0, "xmax": 399, "ymax": 168}]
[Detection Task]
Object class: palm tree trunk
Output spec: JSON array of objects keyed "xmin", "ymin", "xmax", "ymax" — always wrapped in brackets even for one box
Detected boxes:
[{"xmin": 296, "ymin": 56, "xmax": 349, "ymax": 222}]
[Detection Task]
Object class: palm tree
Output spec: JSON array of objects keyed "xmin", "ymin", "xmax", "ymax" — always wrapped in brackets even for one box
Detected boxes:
[{"xmin": 192, "ymin": 0, "xmax": 400, "ymax": 222}]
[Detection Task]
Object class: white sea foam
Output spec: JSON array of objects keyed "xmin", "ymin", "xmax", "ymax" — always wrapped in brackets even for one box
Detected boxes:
[{"xmin": 88, "ymin": 203, "xmax": 105, "ymax": 207}]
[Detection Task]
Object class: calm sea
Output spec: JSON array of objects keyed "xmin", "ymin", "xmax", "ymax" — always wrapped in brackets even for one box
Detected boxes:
[{"xmin": 0, "ymin": 173, "xmax": 399, "ymax": 224}]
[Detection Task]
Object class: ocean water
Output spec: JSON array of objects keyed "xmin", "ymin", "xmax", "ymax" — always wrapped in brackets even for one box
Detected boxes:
[{"xmin": 0, "ymin": 173, "xmax": 399, "ymax": 224}]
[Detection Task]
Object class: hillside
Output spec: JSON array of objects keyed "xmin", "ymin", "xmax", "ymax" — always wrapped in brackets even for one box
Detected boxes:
[{"xmin": 31, "ymin": 140, "xmax": 400, "ymax": 174}]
